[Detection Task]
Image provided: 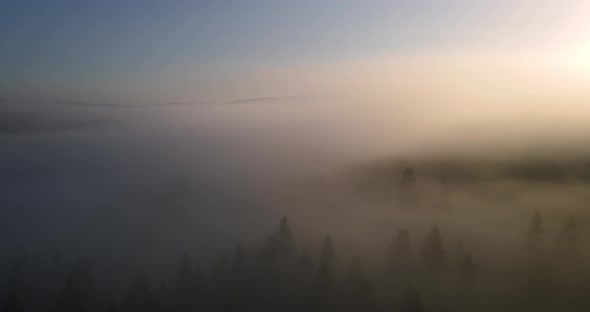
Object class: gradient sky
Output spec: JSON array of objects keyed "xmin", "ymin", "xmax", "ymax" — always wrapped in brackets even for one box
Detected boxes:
[{"xmin": 1, "ymin": 0, "xmax": 589, "ymax": 104}]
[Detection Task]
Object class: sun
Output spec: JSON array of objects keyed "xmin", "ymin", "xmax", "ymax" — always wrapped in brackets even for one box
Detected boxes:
[
  {"xmin": 569, "ymin": 41, "xmax": 590, "ymax": 72},
  {"xmin": 558, "ymin": 3, "xmax": 590, "ymax": 77}
]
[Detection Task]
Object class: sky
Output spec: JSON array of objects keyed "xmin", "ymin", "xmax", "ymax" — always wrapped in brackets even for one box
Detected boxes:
[
  {"xmin": 3, "ymin": 0, "xmax": 590, "ymax": 271},
  {"xmin": 1, "ymin": 0, "xmax": 590, "ymax": 104}
]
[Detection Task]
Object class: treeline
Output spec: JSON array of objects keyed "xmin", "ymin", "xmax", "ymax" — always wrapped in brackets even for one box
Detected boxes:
[{"xmin": 2, "ymin": 212, "xmax": 588, "ymax": 312}]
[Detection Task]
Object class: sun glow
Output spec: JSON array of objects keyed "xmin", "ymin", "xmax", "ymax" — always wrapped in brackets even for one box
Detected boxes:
[
  {"xmin": 570, "ymin": 42, "xmax": 590, "ymax": 73},
  {"xmin": 559, "ymin": 2, "xmax": 590, "ymax": 78}
]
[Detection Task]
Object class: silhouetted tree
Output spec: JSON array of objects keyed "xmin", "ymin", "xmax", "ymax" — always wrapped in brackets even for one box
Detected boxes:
[
  {"xmin": 256, "ymin": 217, "xmax": 298, "ymax": 312},
  {"xmin": 50, "ymin": 250, "xmax": 66, "ymax": 280},
  {"xmin": 526, "ymin": 211, "xmax": 546, "ymax": 256},
  {"xmin": 55, "ymin": 260, "xmax": 97, "ymax": 312},
  {"xmin": 259, "ymin": 216, "xmax": 297, "ymax": 281},
  {"xmin": 291, "ymin": 249, "xmax": 314, "ymax": 311},
  {"xmin": 311, "ymin": 235, "xmax": 337, "ymax": 312},
  {"xmin": 554, "ymin": 214, "xmax": 578, "ymax": 258},
  {"xmin": 225, "ymin": 244, "xmax": 251, "ymax": 312},
  {"xmin": 460, "ymin": 253, "xmax": 476, "ymax": 277},
  {"xmin": 174, "ymin": 254, "xmax": 193, "ymax": 294},
  {"xmin": 343, "ymin": 258, "xmax": 375, "ymax": 312},
  {"xmin": 6, "ymin": 252, "xmax": 29, "ymax": 307},
  {"xmin": 399, "ymin": 167, "xmax": 416, "ymax": 190},
  {"xmin": 421, "ymin": 225, "xmax": 445, "ymax": 272},
  {"xmin": 398, "ymin": 166, "xmax": 418, "ymax": 205},
  {"xmin": 173, "ymin": 254, "xmax": 198, "ymax": 311},
  {"xmin": 523, "ymin": 212, "xmax": 555, "ymax": 311},
  {"xmin": 207, "ymin": 253, "xmax": 230, "ymax": 312},
  {"xmin": 319, "ymin": 235, "xmax": 335, "ymax": 268},
  {"xmin": 438, "ymin": 176, "xmax": 451, "ymax": 210},
  {"xmin": 390, "ymin": 228, "xmax": 412, "ymax": 268},
  {"xmin": 108, "ymin": 302, "xmax": 120, "ymax": 312},
  {"xmin": 3, "ymin": 291, "xmax": 25, "ymax": 312},
  {"xmin": 230, "ymin": 244, "xmax": 247, "ymax": 277},
  {"xmin": 453, "ymin": 241, "xmax": 466, "ymax": 271},
  {"xmin": 265, "ymin": 216, "xmax": 296, "ymax": 262},
  {"xmin": 15, "ymin": 213, "xmax": 590, "ymax": 312},
  {"xmin": 388, "ymin": 228, "xmax": 413, "ymax": 293},
  {"xmin": 552, "ymin": 214, "xmax": 580, "ymax": 306},
  {"xmin": 404, "ymin": 292, "xmax": 425, "ymax": 312},
  {"xmin": 155, "ymin": 283, "xmax": 170, "ymax": 312},
  {"xmin": 121, "ymin": 273, "xmax": 158, "ymax": 312},
  {"xmin": 295, "ymin": 249, "xmax": 313, "ymax": 280}
]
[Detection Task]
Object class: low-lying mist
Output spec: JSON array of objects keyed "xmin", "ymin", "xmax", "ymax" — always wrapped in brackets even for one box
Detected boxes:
[{"xmin": 2, "ymin": 96, "xmax": 590, "ymax": 311}]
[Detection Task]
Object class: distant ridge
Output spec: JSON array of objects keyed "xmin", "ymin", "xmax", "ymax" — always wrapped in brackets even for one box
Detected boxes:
[
  {"xmin": 51, "ymin": 100, "xmax": 208, "ymax": 108},
  {"xmin": 223, "ymin": 95, "xmax": 312, "ymax": 104},
  {"xmin": 165, "ymin": 101, "xmax": 208, "ymax": 106},
  {"xmin": 49, "ymin": 96, "xmax": 313, "ymax": 108},
  {"xmin": 51, "ymin": 101, "xmax": 141, "ymax": 108}
]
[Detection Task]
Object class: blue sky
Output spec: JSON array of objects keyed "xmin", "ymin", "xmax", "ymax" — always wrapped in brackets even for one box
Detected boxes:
[{"xmin": 1, "ymin": 0, "xmax": 587, "ymax": 104}]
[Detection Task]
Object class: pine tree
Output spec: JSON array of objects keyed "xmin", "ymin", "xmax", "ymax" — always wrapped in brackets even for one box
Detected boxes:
[
  {"xmin": 3, "ymin": 291, "xmax": 25, "ymax": 312},
  {"xmin": 223, "ymin": 244, "xmax": 253, "ymax": 312},
  {"xmin": 256, "ymin": 217, "xmax": 298, "ymax": 312},
  {"xmin": 207, "ymin": 253, "xmax": 231, "ymax": 312},
  {"xmin": 460, "ymin": 253, "xmax": 476, "ymax": 277},
  {"xmin": 524, "ymin": 212, "xmax": 555, "ymax": 311},
  {"xmin": 453, "ymin": 241, "xmax": 466, "ymax": 271},
  {"xmin": 311, "ymin": 235, "xmax": 337, "ymax": 312},
  {"xmin": 399, "ymin": 167, "xmax": 416, "ymax": 190},
  {"xmin": 121, "ymin": 272, "xmax": 157, "ymax": 312},
  {"xmin": 404, "ymin": 291, "xmax": 425, "ymax": 312},
  {"xmin": 319, "ymin": 235, "xmax": 335, "ymax": 268},
  {"xmin": 398, "ymin": 166, "xmax": 418, "ymax": 205},
  {"xmin": 50, "ymin": 249, "xmax": 65, "ymax": 279},
  {"xmin": 526, "ymin": 211, "xmax": 546, "ymax": 255},
  {"xmin": 210, "ymin": 252, "xmax": 228, "ymax": 282},
  {"xmin": 438, "ymin": 176, "xmax": 451, "ymax": 210},
  {"xmin": 389, "ymin": 228, "xmax": 412, "ymax": 269},
  {"xmin": 421, "ymin": 225, "xmax": 445, "ymax": 272},
  {"xmin": 295, "ymin": 249, "xmax": 313, "ymax": 278},
  {"xmin": 172, "ymin": 254, "xmax": 196, "ymax": 311},
  {"xmin": 7, "ymin": 252, "xmax": 28, "ymax": 307},
  {"xmin": 55, "ymin": 260, "xmax": 97, "ymax": 312},
  {"xmin": 271, "ymin": 216, "xmax": 296, "ymax": 261},
  {"xmin": 293, "ymin": 249, "xmax": 314, "ymax": 293},
  {"xmin": 156, "ymin": 282, "xmax": 170, "ymax": 312},
  {"xmin": 555, "ymin": 214, "xmax": 578, "ymax": 257},
  {"xmin": 231, "ymin": 244, "xmax": 247, "ymax": 276},
  {"xmin": 343, "ymin": 258, "xmax": 375, "ymax": 312},
  {"xmin": 259, "ymin": 216, "xmax": 297, "ymax": 278},
  {"xmin": 174, "ymin": 254, "xmax": 194, "ymax": 295},
  {"xmin": 108, "ymin": 302, "xmax": 120, "ymax": 312}
]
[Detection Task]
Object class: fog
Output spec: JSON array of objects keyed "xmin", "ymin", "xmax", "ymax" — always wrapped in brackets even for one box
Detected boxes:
[
  {"xmin": 2, "ymin": 97, "xmax": 588, "ymax": 243},
  {"xmin": 3, "ymin": 96, "xmax": 590, "ymax": 311}
]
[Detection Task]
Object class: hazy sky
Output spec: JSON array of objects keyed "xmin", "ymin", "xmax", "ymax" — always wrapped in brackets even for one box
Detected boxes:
[{"xmin": 1, "ymin": 0, "xmax": 590, "ymax": 104}]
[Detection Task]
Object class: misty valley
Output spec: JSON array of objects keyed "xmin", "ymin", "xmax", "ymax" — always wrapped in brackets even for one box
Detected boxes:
[
  {"xmin": 2, "ymin": 100, "xmax": 590, "ymax": 312},
  {"xmin": 4, "ymin": 1, "xmax": 590, "ymax": 311}
]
